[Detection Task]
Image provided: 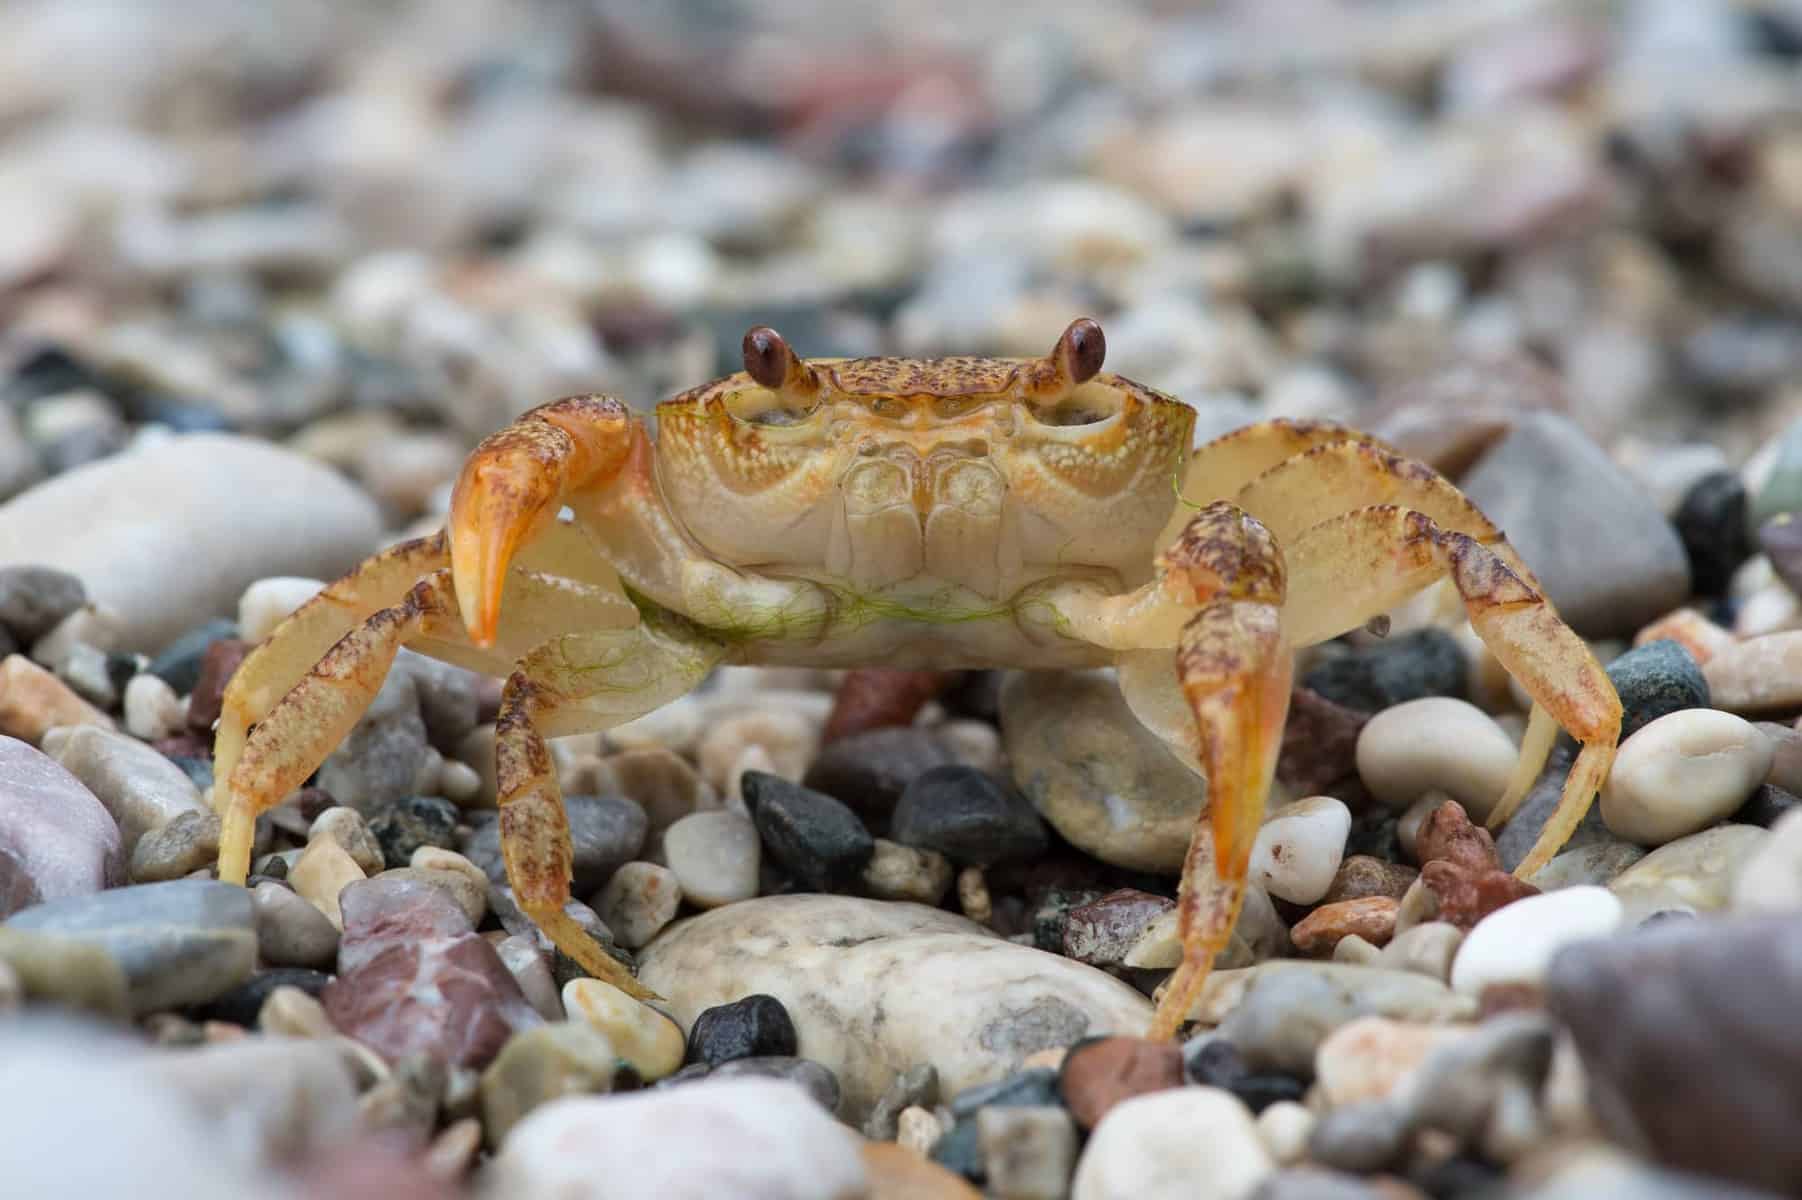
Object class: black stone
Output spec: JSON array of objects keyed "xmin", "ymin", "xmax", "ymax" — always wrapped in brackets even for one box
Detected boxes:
[
  {"xmin": 802, "ymin": 727, "xmax": 959, "ymax": 827},
  {"xmin": 741, "ymin": 771, "xmax": 874, "ymax": 892},
  {"xmin": 1187, "ymin": 1036, "xmax": 1305, "ymax": 1109},
  {"xmin": 4, "ymin": 345, "xmax": 106, "ymax": 407},
  {"xmin": 104, "ymin": 652, "xmax": 143, "ymax": 698},
  {"xmin": 0, "ymin": 566, "xmax": 86, "ymax": 643},
  {"xmin": 194, "ymin": 967, "xmax": 330, "ymax": 1028},
  {"xmin": 1672, "ymin": 472, "xmax": 1751, "ymax": 596},
  {"xmin": 367, "ymin": 794, "xmax": 461, "ymax": 868},
  {"xmin": 149, "ymin": 618, "xmax": 239, "ymax": 694},
  {"xmin": 940, "ymin": 670, "xmax": 1004, "ymax": 722},
  {"xmin": 685, "ymin": 993, "xmax": 799, "ymax": 1066},
  {"xmin": 1412, "ymin": 1155, "xmax": 1504, "ymax": 1200},
  {"xmin": 1605, "ymin": 639, "xmax": 1711, "ymax": 741},
  {"xmin": 890, "ymin": 766, "xmax": 1049, "ymax": 866},
  {"xmin": 1300, "ymin": 629, "xmax": 1467, "ymax": 713},
  {"xmin": 1734, "ymin": 783, "xmax": 1802, "ymax": 829}
]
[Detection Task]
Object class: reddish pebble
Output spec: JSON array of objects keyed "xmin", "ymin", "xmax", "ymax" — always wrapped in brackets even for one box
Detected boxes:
[
  {"xmin": 1291, "ymin": 896, "xmax": 1401, "ymax": 954},
  {"xmin": 1419, "ymin": 859, "xmax": 1538, "ymax": 930},
  {"xmin": 151, "ymin": 732, "xmax": 213, "ymax": 761},
  {"xmin": 1062, "ymin": 888, "xmax": 1174, "ymax": 966},
  {"xmin": 1323, "ymin": 855, "xmax": 1418, "ymax": 904},
  {"xmin": 822, "ymin": 669, "xmax": 956, "ymax": 741},
  {"xmin": 186, "ymin": 638, "xmax": 250, "ymax": 731},
  {"xmin": 1058, "ymin": 1036, "xmax": 1184, "ymax": 1131},
  {"xmin": 1414, "ymin": 800, "xmax": 1499, "ymax": 871},
  {"xmin": 1277, "ymin": 687, "xmax": 1369, "ymax": 794}
]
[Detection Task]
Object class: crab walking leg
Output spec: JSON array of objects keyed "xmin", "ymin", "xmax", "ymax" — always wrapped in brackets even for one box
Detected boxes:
[
  {"xmin": 493, "ymin": 617, "xmax": 724, "ymax": 999},
  {"xmin": 1141, "ymin": 502, "xmax": 1294, "ymax": 1040},
  {"xmin": 1283, "ymin": 506, "xmax": 1620, "ymax": 877}
]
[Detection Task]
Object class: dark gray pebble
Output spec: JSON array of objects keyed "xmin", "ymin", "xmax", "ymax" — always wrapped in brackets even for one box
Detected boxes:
[
  {"xmin": 741, "ymin": 771, "xmax": 873, "ymax": 892},
  {"xmin": 1605, "ymin": 639, "xmax": 1710, "ymax": 741},
  {"xmin": 1300, "ymin": 629, "xmax": 1467, "ymax": 714},
  {"xmin": 890, "ymin": 765, "xmax": 1049, "ymax": 866},
  {"xmin": 149, "ymin": 619, "xmax": 239, "ymax": 694},
  {"xmin": 802, "ymin": 727, "xmax": 958, "ymax": 827},
  {"xmin": 685, "ymin": 993, "xmax": 798, "ymax": 1066}
]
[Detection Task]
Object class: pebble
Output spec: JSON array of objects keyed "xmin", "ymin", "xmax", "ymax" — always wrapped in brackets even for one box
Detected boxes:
[
  {"xmin": 1071, "ymin": 1087, "xmax": 1273, "ymax": 1200},
  {"xmin": 0, "ymin": 926, "xmax": 132, "ymax": 1018},
  {"xmin": 54, "ymin": 640, "xmax": 116, "ymax": 708},
  {"xmin": 864, "ymin": 1141, "xmax": 981, "ymax": 1200},
  {"xmin": 7, "ymin": 879, "xmax": 255, "ymax": 1013},
  {"xmin": 236, "ymin": 576, "xmax": 324, "ymax": 643},
  {"xmin": 695, "ymin": 1056, "xmax": 844, "ymax": 1114},
  {"xmin": 251, "ymin": 882, "xmax": 339, "ymax": 968},
  {"xmin": 309, "ymin": 806, "xmax": 385, "ymax": 875},
  {"xmin": 592, "ymin": 861, "xmax": 680, "ymax": 948},
  {"xmin": 1323, "ymin": 855, "xmax": 1418, "ymax": 904},
  {"xmin": 563, "ymin": 978, "xmax": 685, "ymax": 1080},
  {"xmin": 1291, "ymin": 897, "xmax": 1400, "ymax": 955},
  {"xmin": 489, "ymin": 1080, "xmax": 868, "ymax": 1199},
  {"xmin": 663, "ymin": 810, "xmax": 761, "ymax": 908},
  {"xmin": 1251, "ymin": 795, "xmax": 1351, "ymax": 904},
  {"xmin": 1415, "ymin": 799, "xmax": 1499, "ymax": 871},
  {"xmin": 0, "ymin": 734, "xmax": 124, "ymax": 914},
  {"xmin": 0, "ymin": 653, "xmax": 114, "ymax": 742},
  {"xmin": 403, "ymin": 846, "xmax": 490, "ymax": 924},
  {"xmin": 479, "ymin": 1021, "xmax": 617, "ymax": 1147},
  {"xmin": 1299, "ymin": 630, "xmax": 1468, "ymax": 713},
  {"xmin": 860, "ymin": 837, "xmax": 955, "ymax": 904},
  {"xmin": 256, "ymin": 983, "xmax": 333, "ymax": 1039},
  {"xmin": 0, "ymin": 566, "xmax": 86, "ymax": 643},
  {"xmin": 698, "ymin": 710, "xmax": 820, "ymax": 794},
  {"xmin": 1701, "ymin": 629, "xmax": 1802, "ymax": 712},
  {"xmin": 1402, "ymin": 1011, "xmax": 1556, "ymax": 1160},
  {"xmin": 898, "ymin": 1106, "xmax": 945, "ymax": 1156},
  {"xmin": 1604, "ymin": 639, "xmax": 1712, "ymax": 740},
  {"xmin": 1062, "ymin": 889, "xmax": 1176, "ymax": 967},
  {"xmin": 864, "ymin": 1063, "xmax": 940, "ymax": 1140},
  {"xmin": 0, "ymin": 435, "xmax": 381, "ymax": 652},
  {"xmin": 185, "ymin": 637, "xmax": 249, "ymax": 731},
  {"xmin": 315, "ymin": 667, "xmax": 429, "ymax": 816},
  {"xmin": 977, "ymin": 1105, "xmax": 1079, "ymax": 1200},
  {"xmin": 1600, "ymin": 709, "xmax": 1774, "ymax": 844},
  {"xmin": 1451, "ymin": 885, "xmax": 1623, "ymax": 995},
  {"xmin": 1276, "ymin": 688, "xmax": 1368, "ymax": 796},
  {"xmin": 638, "ymin": 895, "xmax": 1151, "ymax": 1122},
  {"xmin": 742, "ymin": 771, "xmax": 874, "ymax": 891},
  {"xmin": 686, "ymin": 993, "xmax": 799, "ymax": 1067},
  {"xmin": 1060, "ymin": 1036, "xmax": 1184, "ymax": 1130},
  {"xmin": 1527, "ymin": 841, "xmax": 1647, "ymax": 889},
  {"xmin": 1459, "ymin": 412, "xmax": 1690, "ymax": 639},
  {"xmin": 1356, "ymin": 698, "xmax": 1517, "ymax": 820},
  {"xmin": 890, "ymin": 765, "xmax": 1050, "ymax": 866},
  {"xmin": 1607, "ymin": 824, "xmax": 1768, "ymax": 923},
  {"xmin": 123, "ymin": 672, "xmax": 186, "ymax": 741},
  {"xmin": 1417, "ymin": 858, "xmax": 1539, "ymax": 930},
  {"xmin": 495, "ymin": 934, "xmax": 564, "ymax": 1022},
  {"xmin": 1375, "ymin": 922, "xmax": 1464, "ymax": 982},
  {"xmin": 1672, "ymin": 472, "xmax": 1752, "ymax": 594},
  {"xmin": 1546, "ymin": 913, "xmax": 1802, "ymax": 1193},
  {"xmin": 288, "ymin": 834, "xmax": 368, "ymax": 928},
  {"xmin": 607, "ymin": 747, "xmax": 715, "ymax": 834},
  {"xmin": 129, "ymin": 809, "xmax": 220, "ymax": 882},
  {"xmin": 1313, "ymin": 1016, "xmax": 1470, "ymax": 1107},
  {"xmin": 366, "ymin": 794, "xmax": 460, "ymax": 867},
  {"xmin": 1210, "ymin": 963, "xmax": 1475, "ymax": 1074},
  {"xmin": 145, "ymin": 619, "xmax": 236, "ymax": 695},
  {"xmin": 803, "ymin": 727, "xmax": 961, "ymax": 826},
  {"xmin": 1002, "ymin": 670, "xmax": 1204, "ymax": 872}
]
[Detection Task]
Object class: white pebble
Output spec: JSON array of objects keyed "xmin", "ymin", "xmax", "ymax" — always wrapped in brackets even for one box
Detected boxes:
[
  {"xmin": 123, "ymin": 673, "xmax": 186, "ymax": 741},
  {"xmin": 1072, "ymin": 1087, "xmax": 1271, "ymax": 1200},
  {"xmin": 592, "ymin": 861, "xmax": 681, "ymax": 948},
  {"xmin": 1600, "ymin": 709, "xmax": 1774, "ymax": 845},
  {"xmin": 663, "ymin": 811, "xmax": 760, "ymax": 908},
  {"xmin": 31, "ymin": 604, "xmax": 124, "ymax": 667},
  {"xmin": 1356, "ymin": 698, "xmax": 1518, "ymax": 819},
  {"xmin": 237, "ymin": 577, "xmax": 325, "ymax": 643},
  {"xmin": 1732, "ymin": 807, "xmax": 1802, "ymax": 913},
  {"xmin": 1254, "ymin": 1100, "xmax": 1315, "ymax": 1166},
  {"xmin": 1249, "ymin": 795, "xmax": 1350, "ymax": 904},
  {"xmin": 697, "ymin": 709, "xmax": 818, "ymax": 793},
  {"xmin": 438, "ymin": 759, "xmax": 483, "ymax": 805},
  {"xmin": 1449, "ymin": 886, "xmax": 1623, "ymax": 995}
]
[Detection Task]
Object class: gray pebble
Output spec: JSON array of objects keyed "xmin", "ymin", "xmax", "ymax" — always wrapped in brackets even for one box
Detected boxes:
[{"xmin": 251, "ymin": 881, "xmax": 340, "ymax": 969}]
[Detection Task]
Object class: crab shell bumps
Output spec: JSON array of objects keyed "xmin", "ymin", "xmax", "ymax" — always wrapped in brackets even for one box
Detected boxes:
[{"xmin": 210, "ymin": 318, "xmax": 1620, "ymax": 1038}]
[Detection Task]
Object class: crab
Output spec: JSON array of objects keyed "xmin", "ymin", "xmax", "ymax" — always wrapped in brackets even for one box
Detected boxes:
[{"xmin": 211, "ymin": 318, "xmax": 1621, "ymax": 1038}]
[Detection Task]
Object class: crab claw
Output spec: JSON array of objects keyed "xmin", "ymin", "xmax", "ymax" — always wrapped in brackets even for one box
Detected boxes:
[{"xmin": 449, "ymin": 397, "xmax": 634, "ymax": 647}]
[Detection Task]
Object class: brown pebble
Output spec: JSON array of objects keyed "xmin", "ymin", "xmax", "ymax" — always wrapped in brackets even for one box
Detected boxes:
[
  {"xmin": 1062, "ymin": 888, "xmax": 1175, "ymax": 966},
  {"xmin": 1059, "ymin": 1036, "xmax": 1184, "ymax": 1131},
  {"xmin": 1634, "ymin": 608, "xmax": 1733, "ymax": 666},
  {"xmin": 186, "ymin": 638, "xmax": 250, "ymax": 731},
  {"xmin": 822, "ymin": 669, "xmax": 956, "ymax": 741},
  {"xmin": 862, "ymin": 1141, "xmax": 982, "ymax": 1200},
  {"xmin": 0, "ymin": 654, "xmax": 114, "ymax": 744},
  {"xmin": 1323, "ymin": 855, "xmax": 1419, "ymax": 904},
  {"xmin": 1277, "ymin": 687, "xmax": 1369, "ymax": 794},
  {"xmin": 1477, "ymin": 982, "xmax": 1546, "ymax": 1017},
  {"xmin": 1291, "ymin": 896, "xmax": 1401, "ymax": 955},
  {"xmin": 1414, "ymin": 800, "xmax": 1499, "ymax": 871},
  {"xmin": 151, "ymin": 732, "xmax": 214, "ymax": 761},
  {"xmin": 1419, "ymin": 859, "xmax": 1538, "ymax": 930}
]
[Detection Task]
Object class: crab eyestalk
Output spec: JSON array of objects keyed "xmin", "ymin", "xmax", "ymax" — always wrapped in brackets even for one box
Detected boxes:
[
  {"xmin": 742, "ymin": 325, "xmax": 822, "ymax": 407},
  {"xmin": 1024, "ymin": 317, "xmax": 1107, "ymax": 402}
]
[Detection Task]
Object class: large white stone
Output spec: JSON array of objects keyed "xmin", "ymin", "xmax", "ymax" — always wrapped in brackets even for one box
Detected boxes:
[
  {"xmin": 1600, "ymin": 709, "xmax": 1774, "ymax": 845},
  {"xmin": 638, "ymin": 895, "xmax": 1151, "ymax": 1122},
  {"xmin": 0, "ymin": 435, "xmax": 381, "ymax": 652},
  {"xmin": 1072, "ymin": 1087, "xmax": 1272, "ymax": 1200},
  {"xmin": 1450, "ymin": 886, "xmax": 1623, "ymax": 995},
  {"xmin": 488, "ymin": 1079, "xmax": 866, "ymax": 1200}
]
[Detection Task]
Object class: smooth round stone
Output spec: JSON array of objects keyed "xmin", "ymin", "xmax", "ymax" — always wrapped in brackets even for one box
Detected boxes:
[
  {"xmin": 1609, "ymin": 825, "xmax": 1769, "ymax": 923},
  {"xmin": 802, "ymin": 727, "xmax": 960, "ymax": 826},
  {"xmin": 697, "ymin": 710, "xmax": 820, "ymax": 794},
  {"xmin": 0, "ymin": 734, "xmax": 124, "ymax": 915},
  {"xmin": 742, "ymin": 772, "xmax": 873, "ymax": 891},
  {"xmin": 593, "ymin": 861, "xmax": 680, "ymax": 949},
  {"xmin": 1527, "ymin": 842, "xmax": 1648, "ymax": 890},
  {"xmin": 1673, "ymin": 472, "xmax": 1752, "ymax": 595},
  {"xmin": 309, "ymin": 807, "xmax": 385, "ymax": 876},
  {"xmin": 129, "ymin": 810, "xmax": 221, "ymax": 883},
  {"xmin": 1255, "ymin": 1102, "xmax": 1316, "ymax": 1167},
  {"xmin": 235, "ymin": 576, "xmax": 324, "ymax": 643},
  {"xmin": 1210, "ymin": 963, "xmax": 1476, "ymax": 1074},
  {"xmin": 1001, "ymin": 671, "xmax": 1204, "ymax": 872},
  {"xmin": 1313, "ymin": 1016, "xmax": 1471, "ymax": 1107},
  {"xmin": 889, "ymin": 766, "xmax": 1049, "ymax": 867},
  {"xmin": 489, "ymin": 1080, "xmax": 867, "ymax": 1200},
  {"xmin": 1071, "ymin": 1087, "xmax": 1272, "ymax": 1200},
  {"xmin": 563, "ymin": 978, "xmax": 685, "ymax": 1081},
  {"xmin": 7, "ymin": 879, "xmax": 256, "ymax": 1013},
  {"xmin": 0, "ymin": 654, "xmax": 114, "ymax": 742},
  {"xmin": 404, "ymin": 846, "xmax": 490, "ymax": 924},
  {"xmin": 1356, "ymin": 698, "xmax": 1517, "ymax": 819},
  {"xmin": 1601, "ymin": 710, "xmax": 1774, "ymax": 845},
  {"xmin": 1450, "ymin": 886, "xmax": 1624, "ymax": 995},
  {"xmin": 1605, "ymin": 639, "xmax": 1711, "ymax": 741},
  {"xmin": 977, "ymin": 1105, "xmax": 1078, "ymax": 1199},
  {"xmin": 638, "ymin": 895, "xmax": 1151, "ymax": 1123},
  {"xmin": 0, "ymin": 566, "xmax": 86, "ymax": 643},
  {"xmin": 122, "ymin": 673, "xmax": 185, "ymax": 741},
  {"xmin": 0, "ymin": 434, "xmax": 382, "ymax": 653},
  {"xmin": 607, "ymin": 747, "xmax": 715, "ymax": 835},
  {"xmin": 0, "ymin": 926, "xmax": 131, "ymax": 1019},
  {"xmin": 860, "ymin": 838, "xmax": 954, "ymax": 904},
  {"xmin": 687, "ymin": 994, "xmax": 799, "ymax": 1067},
  {"xmin": 1250, "ymin": 796, "xmax": 1350, "ymax": 905},
  {"xmin": 250, "ymin": 881, "xmax": 339, "ymax": 968},
  {"xmin": 663, "ymin": 811, "xmax": 760, "ymax": 908},
  {"xmin": 480, "ymin": 1021, "xmax": 617, "ymax": 1149},
  {"xmin": 288, "ymin": 835, "xmax": 367, "ymax": 929},
  {"xmin": 1375, "ymin": 922, "xmax": 1464, "ymax": 982}
]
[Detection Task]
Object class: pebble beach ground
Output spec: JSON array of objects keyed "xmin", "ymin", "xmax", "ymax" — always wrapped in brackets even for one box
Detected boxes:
[{"xmin": 3, "ymin": 1, "xmax": 1802, "ymax": 1197}]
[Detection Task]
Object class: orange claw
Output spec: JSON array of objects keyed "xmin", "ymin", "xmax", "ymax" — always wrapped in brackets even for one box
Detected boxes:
[{"xmin": 448, "ymin": 396, "xmax": 634, "ymax": 647}]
